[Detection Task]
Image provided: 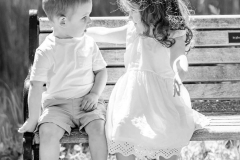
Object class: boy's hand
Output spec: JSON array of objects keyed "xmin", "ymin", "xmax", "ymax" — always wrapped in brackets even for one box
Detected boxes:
[
  {"xmin": 18, "ymin": 118, "xmax": 38, "ymax": 133},
  {"xmin": 173, "ymin": 74, "xmax": 182, "ymax": 97},
  {"xmin": 80, "ymin": 92, "xmax": 99, "ymax": 112}
]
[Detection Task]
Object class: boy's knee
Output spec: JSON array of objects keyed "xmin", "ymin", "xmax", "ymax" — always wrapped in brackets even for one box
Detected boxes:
[
  {"xmin": 39, "ymin": 123, "xmax": 64, "ymax": 141},
  {"xmin": 85, "ymin": 119, "xmax": 105, "ymax": 137}
]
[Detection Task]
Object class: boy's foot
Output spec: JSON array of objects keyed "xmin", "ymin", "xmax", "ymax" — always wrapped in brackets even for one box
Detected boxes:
[{"xmin": 18, "ymin": 119, "xmax": 38, "ymax": 133}]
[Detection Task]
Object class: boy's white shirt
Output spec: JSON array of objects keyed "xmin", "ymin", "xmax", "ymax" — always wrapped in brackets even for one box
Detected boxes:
[{"xmin": 30, "ymin": 33, "xmax": 107, "ymax": 102}]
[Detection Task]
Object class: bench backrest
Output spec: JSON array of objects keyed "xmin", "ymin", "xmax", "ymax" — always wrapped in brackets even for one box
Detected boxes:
[{"xmin": 29, "ymin": 10, "xmax": 240, "ymax": 117}]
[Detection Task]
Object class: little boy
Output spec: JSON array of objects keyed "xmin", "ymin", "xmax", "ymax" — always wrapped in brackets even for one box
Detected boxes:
[{"xmin": 18, "ymin": 0, "xmax": 108, "ymax": 159}]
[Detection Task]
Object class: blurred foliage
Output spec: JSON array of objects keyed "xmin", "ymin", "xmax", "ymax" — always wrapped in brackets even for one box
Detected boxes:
[
  {"xmin": 0, "ymin": 0, "xmax": 40, "ymax": 158},
  {"xmin": 37, "ymin": 0, "xmax": 240, "ymax": 17},
  {"xmin": 0, "ymin": 0, "xmax": 240, "ymax": 159},
  {"xmin": 0, "ymin": 80, "xmax": 23, "ymax": 159}
]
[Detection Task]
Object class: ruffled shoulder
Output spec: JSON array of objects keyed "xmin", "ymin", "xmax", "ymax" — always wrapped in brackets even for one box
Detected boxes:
[
  {"xmin": 127, "ymin": 21, "xmax": 136, "ymax": 34},
  {"xmin": 126, "ymin": 21, "xmax": 138, "ymax": 41},
  {"xmin": 169, "ymin": 30, "xmax": 186, "ymax": 39}
]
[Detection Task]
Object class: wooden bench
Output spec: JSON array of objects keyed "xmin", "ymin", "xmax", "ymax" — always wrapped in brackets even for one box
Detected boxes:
[{"xmin": 23, "ymin": 9, "xmax": 240, "ymax": 160}]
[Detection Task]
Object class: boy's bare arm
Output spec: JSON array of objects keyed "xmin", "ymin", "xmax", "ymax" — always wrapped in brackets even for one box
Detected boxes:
[
  {"xmin": 18, "ymin": 81, "xmax": 45, "ymax": 133},
  {"xmin": 81, "ymin": 68, "xmax": 107, "ymax": 111},
  {"xmin": 28, "ymin": 81, "xmax": 45, "ymax": 120},
  {"xmin": 91, "ymin": 68, "xmax": 108, "ymax": 97}
]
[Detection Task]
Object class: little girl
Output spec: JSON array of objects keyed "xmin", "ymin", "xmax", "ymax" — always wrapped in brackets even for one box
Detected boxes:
[{"xmin": 88, "ymin": 0, "xmax": 209, "ymax": 160}]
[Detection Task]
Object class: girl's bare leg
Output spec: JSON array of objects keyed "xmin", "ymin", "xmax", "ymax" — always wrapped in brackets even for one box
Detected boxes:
[
  {"xmin": 116, "ymin": 153, "xmax": 135, "ymax": 160},
  {"xmin": 160, "ymin": 155, "xmax": 178, "ymax": 160}
]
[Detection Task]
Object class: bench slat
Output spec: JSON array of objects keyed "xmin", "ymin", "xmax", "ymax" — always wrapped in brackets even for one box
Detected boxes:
[
  {"xmin": 192, "ymin": 100, "xmax": 240, "ymax": 113},
  {"xmin": 188, "ymin": 48, "xmax": 240, "ymax": 64},
  {"xmin": 100, "ymin": 100, "xmax": 240, "ymax": 113},
  {"xmin": 210, "ymin": 123, "xmax": 240, "ymax": 125},
  {"xmin": 102, "ymin": 48, "xmax": 240, "ymax": 65},
  {"xmin": 101, "ymin": 100, "xmax": 240, "ymax": 113},
  {"xmin": 208, "ymin": 115, "xmax": 240, "ymax": 119},
  {"xmin": 102, "ymin": 82, "xmax": 240, "ymax": 100},
  {"xmin": 186, "ymin": 83, "xmax": 240, "ymax": 99},
  {"xmin": 192, "ymin": 126, "xmax": 240, "ymax": 141},
  {"xmin": 33, "ymin": 115, "xmax": 240, "ymax": 143},
  {"xmin": 189, "ymin": 15, "xmax": 240, "ymax": 29},
  {"xmin": 39, "ymin": 30, "xmax": 240, "ymax": 48},
  {"xmin": 193, "ymin": 30, "xmax": 240, "ymax": 47},
  {"xmin": 107, "ymin": 65, "xmax": 240, "ymax": 83},
  {"xmin": 39, "ymin": 15, "xmax": 240, "ymax": 32}
]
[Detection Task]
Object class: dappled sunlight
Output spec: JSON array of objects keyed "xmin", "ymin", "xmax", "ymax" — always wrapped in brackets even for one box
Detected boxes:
[
  {"xmin": 181, "ymin": 141, "xmax": 240, "ymax": 160},
  {"xmin": 131, "ymin": 116, "xmax": 156, "ymax": 139}
]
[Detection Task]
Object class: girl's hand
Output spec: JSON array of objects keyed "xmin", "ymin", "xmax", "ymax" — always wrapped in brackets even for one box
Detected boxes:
[
  {"xmin": 173, "ymin": 74, "xmax": 182, "ymax": 97},
  {"xmin": 80, "ymin": 92, "xmax": 99, "ymax": 112}
]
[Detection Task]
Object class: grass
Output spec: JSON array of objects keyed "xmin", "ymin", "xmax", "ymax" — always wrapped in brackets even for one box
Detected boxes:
[{"xmin": 0, "ymin": 80, "xmax": 23, "ymax": 159}]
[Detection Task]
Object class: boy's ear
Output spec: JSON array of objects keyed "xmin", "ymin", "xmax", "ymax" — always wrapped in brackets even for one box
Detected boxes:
[{"xmin": 59, "ymin": 16, "xmax": 67, "ymax": 27}]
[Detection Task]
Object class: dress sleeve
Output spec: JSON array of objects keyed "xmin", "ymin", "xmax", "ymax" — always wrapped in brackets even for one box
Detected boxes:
[
  {"xmin": 30, "ymin": 49, "xmax": 52, "ymax": 82},
  {"xmin": 169, "ymin": 30, "xmax": 186, "ymax": 38},
  {"xmin": 126, "ymin": 21, "xmax": 137, "ymax": 41},
  {"xmin": 127, "ymin": 21, "xmax": 135, "ymax": 34},
  {"xmin": 92, "ymin": 43, "xmax": 107, "ymax": 71}
]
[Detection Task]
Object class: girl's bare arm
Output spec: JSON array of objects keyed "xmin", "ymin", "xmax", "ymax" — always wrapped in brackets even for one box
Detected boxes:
[
  {"xmin": 170, "ymin": 35, "xmax": 188, "ymax": 81},
  {"xmin": 86, "ymin": 25, "xmax": 128, "ymax": 44}
]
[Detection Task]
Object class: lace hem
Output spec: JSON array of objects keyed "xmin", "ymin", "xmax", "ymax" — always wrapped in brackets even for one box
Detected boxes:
[{"xmin": 108, "ymin": 140, "xmax": 181, "ymax": 160}]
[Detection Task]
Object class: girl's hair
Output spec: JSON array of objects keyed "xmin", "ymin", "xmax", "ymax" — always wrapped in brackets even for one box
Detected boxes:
[
  {"xmin": 118, "ymin": 0, "xmax": 193, "ymax": 48},
  {"xmin": 42, "ymin": 0, "xmax": 91, "ymax": 21}
]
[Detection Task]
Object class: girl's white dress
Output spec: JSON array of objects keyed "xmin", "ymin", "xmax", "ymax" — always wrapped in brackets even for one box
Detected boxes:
[{"xmin": 106, "ymin": 22, "xmax": 209, "ymax": 159}]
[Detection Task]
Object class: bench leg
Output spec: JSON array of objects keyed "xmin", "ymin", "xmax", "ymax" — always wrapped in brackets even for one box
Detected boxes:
[
  {"xmin": 23, "ymin": 132, "xmax": 34, "ymax": 160},
  {"xmin": 33, "ymin": 144, "xmax": 40, "ymax": 160}
]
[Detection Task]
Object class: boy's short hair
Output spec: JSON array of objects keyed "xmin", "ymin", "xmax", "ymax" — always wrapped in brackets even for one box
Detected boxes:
[{"xmin": 42, "ymin": 0, "xmax": 90, "ymax": 21}]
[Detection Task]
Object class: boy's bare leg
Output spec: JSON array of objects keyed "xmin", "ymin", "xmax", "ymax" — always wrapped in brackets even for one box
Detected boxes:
[
  {"xmin": 116, "ymin": 153, "xmax": 135, "ymax": 160},
  {"xmin": 39, "ymin": 123, "xmax": 65, "ymax": 160},
  {"xmin": 85, "ymin": 119, "xmax": 108, "ymax": 160}
]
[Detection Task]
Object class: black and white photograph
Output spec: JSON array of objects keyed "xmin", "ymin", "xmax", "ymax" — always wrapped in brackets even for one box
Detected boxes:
[{"xmin": 1, "ymin": 0, "xmax": 240, "ymax": 160}]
